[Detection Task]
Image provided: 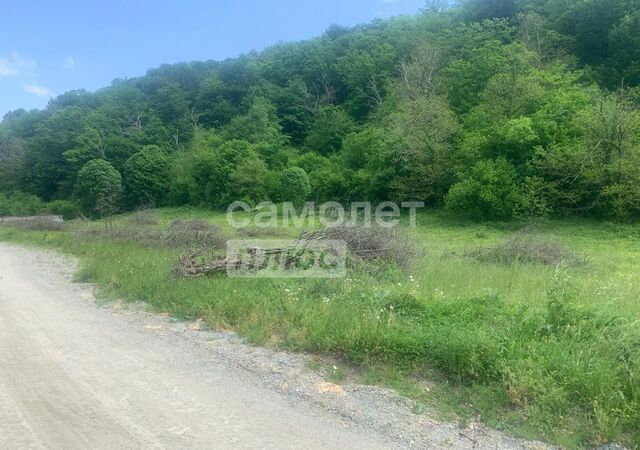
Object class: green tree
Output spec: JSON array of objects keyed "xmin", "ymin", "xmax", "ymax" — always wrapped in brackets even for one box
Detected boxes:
[
  {"xmin": 608, "ymin": 11, "xmax": 640, "ymax": 86},
  {"xmin": 228, "ymin": 157, "xmax": 271, "ymax": 205},
  {"xmin": 386, "ymin": 94, "xmax": 459, "ymax": 203},
  {"xmin": 304, "ymin": 106, "xmax": 355, "ymax": 155},
  {"xmin": 74, "ymin": 159, "xmax": 122, "ymax": 216},
  {"xmin": 0, "ymin": 130, "xmax": 25, "ymax": 192},
  {"xmin": 222, "ymin": 97, "xmax": 288, "ymax": 147},
  {"xmin": 122, "ymin": 145, "xmax": 170, "ymax": 208},
  {"xmin": 533, "ymin": 90, "xmax": 640, "ymax": 217},
  {"xmin": 277, "ymin": 167, "xmax": 311, "ymax": 207}
]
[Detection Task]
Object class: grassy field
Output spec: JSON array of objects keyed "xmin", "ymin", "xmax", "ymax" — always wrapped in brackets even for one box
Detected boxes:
[{"xmin": 1, "ymin": 208, "xmax": 638, "ymax": 448}]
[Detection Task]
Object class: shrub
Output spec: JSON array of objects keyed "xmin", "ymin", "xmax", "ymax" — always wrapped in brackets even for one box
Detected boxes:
[
  {"xmin": 277, "ymin": 167, "xmax": 310, "ymax": 207},
  {"xmin": 0, "ymin": 192, "xmax": 47, "ymax": 216},
  {"xmin": 467, "ymin": 227, "xmax": 584, "ymax": 266},
  {"xmin": 74, "ymin": 159, "xmax": 122, "ymax": 217},
  {"xmin": 446, "ymin": 158, "xmax": 522, "ymax": 220},
  {"xmin": 0, "ymin": 193, "xmax": 79, "ymax": 219},
  {"xmin": 228, "ymin": 157, "xmax": 271, "ymax": 205},
  {"xmin": 47, "ymin": 199, "xmax": 82, "ymax": 220}
]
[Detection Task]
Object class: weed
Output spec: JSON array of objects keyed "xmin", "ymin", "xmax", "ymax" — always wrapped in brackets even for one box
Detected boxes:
[
  {"xmin": 0, "ymin": 216, "xmax": 65, "ymax": 231},
  {"xmin": 326, "ymin": 365, "xmax": 347, "ymax": 384},
  {"xmin": 126, "ymin": 209, "xmax": 160, "ymax": 225},
  {"xmin": 467, "ymin": 228, "xmax": 584, "ymax": 266},
  {"xmin": 166, "ymin": 219, "xmax": 229, "ymax": 249},
  {"xmin": 2, "ymin": 208, "xmax": 639, "ymax": 447}
]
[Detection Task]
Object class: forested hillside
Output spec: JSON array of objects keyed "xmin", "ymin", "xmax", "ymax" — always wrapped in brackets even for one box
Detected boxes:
[{"xmin": 2, "ymin": 0, "xmax": 640, "ymax": 219}]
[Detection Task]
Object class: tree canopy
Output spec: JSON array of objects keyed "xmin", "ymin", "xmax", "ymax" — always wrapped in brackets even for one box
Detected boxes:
[{"xmin": 2, "ymin": 0, "xmax": 640, "ymax": 220}]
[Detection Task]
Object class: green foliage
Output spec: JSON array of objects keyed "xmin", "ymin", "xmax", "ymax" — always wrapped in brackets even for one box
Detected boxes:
[
  {"xmin": 277, "ymin": 167, "xmax": 311, "ymax": 206},
  {"xmin": 1, "ymin": 0, "xmax": 640, "ymax": 221},
  {"xmin": 0, "ymin": 192, "xmax": 47, "ymax": 216},
  {"xmin": 386, "ymin": 95, "xmax": 459, "ymax": 203},
  {"xmin": 533, "ymin": 91, "xmax": 640, "ymax": 218},
  {"xmin": 46, "ymin": 199, "xmax": 82, "ymax": 219},
  {"xmin": 446, "ymin": 158, "xmax": 522, "ymax": 220},
  {"xmin": 3, "ymin": 209, "xmax": 639, "ymax": 446},
  {"xmin": 304, "ymin": 106, "xmax": 355, "ymax": 155},
  {"xmin": 122, "ymin": 145, "xmax": 170, "ymax": 208},
  {"xmin": 74, "ymin": 159, "xmax": 123, "ymax": 217},
  {"xmin": 228, "ymin": 156, "xmax": 272, "ymax": 205},
  {"xmin": 222, "ymin": 97, "xmax": 288, "ymax": 147},
  {"xmin": 293, "ymin": 152, "xmax": 349, "ymax": 202}
]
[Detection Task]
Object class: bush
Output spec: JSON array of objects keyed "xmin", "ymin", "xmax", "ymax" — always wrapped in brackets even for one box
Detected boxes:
[
  {"xmin": 74, "ymin": 159, "xmax": 122, "ymax": 217},
  {"xmin": 0, "ymin": 192, "xmax": 47, "ymax": 216},
  {"xmin": 467, "ymin": 227, "xmax": 584, "ymax": 266},
  {"xmin": 446, "ymin": 158, "xmax": 522, "ymax": 220},
  {"xmin": 277, "ymin": 167, "xmax": 310, "ymax": 207},
  {"xmin": 47, "ymin": 200, "xmax": 82, "ymax": 220},
  {"xmin": 228, "ymin": 157, "xmax": 271, "ymax": 205}
]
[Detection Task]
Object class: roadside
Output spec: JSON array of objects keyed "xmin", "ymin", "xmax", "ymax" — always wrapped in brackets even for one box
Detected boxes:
[{"xmin": 0, "ymin": 243, "xmax": 550, "ymax": 449}]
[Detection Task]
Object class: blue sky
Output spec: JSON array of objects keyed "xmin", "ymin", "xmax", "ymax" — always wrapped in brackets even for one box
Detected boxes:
[{"xmin": 0, "ymin": 0, "xmax": 424, "ymax": 116}]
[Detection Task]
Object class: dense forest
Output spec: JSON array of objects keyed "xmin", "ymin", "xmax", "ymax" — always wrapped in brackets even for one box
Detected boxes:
[{"xmin": 2, "ymin": 0, "xmax": 640, "ymax": 220}]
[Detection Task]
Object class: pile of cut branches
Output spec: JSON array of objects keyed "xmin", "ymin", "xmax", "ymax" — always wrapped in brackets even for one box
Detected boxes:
[{"xmin": 172, "ymin": 227, "xmax": 326, "ymax": 278}]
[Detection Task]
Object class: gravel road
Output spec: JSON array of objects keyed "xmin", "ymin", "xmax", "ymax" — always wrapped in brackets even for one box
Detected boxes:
[{"xmin": 0, "ymin": 243, "xmax": 550, "ymax": 449}]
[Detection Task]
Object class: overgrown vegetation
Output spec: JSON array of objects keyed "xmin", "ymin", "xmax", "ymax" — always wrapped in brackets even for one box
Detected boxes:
[
  {"xmin": 2, "ymin": 0, "xmax": 640, "ymax": 447},
  {"xmin": 0, "ymin": 215, "xmax": 66, "ymax": 231},
  {"xmin": 467, "ymin": 227, "xmax": 585, "ymax": 266},
  {"xmin": 75, "ymin": 217, "xmax": 229, "ymax": 250},
  {"xmin": 2, "ymin": 0, "xmax": 640, "ymax": 220},
  {"xmin": 1, "ymin": 209, "xmax": 638, "ymax": 447}
]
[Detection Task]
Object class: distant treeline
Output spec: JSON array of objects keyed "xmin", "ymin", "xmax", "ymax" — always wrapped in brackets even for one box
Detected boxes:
[{"xmin": 1, "ymin": 0, "xmax": 640, "ymax": 219}]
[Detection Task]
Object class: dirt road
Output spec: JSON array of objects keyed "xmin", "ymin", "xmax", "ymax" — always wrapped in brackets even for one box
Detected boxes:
[{"xmin": 0, "ymin": 243, "xmax": 547, "ymax": 449}]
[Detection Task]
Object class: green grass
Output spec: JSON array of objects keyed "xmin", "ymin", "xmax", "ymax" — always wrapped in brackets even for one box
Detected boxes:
[{"xmin": 1, "ymin": 208, "xmax": 639, "ymax": 448}]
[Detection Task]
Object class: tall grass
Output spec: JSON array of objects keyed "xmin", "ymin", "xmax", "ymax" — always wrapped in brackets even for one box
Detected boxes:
[{"xmin": 1, "ymin": 209, "xmax": 638, "ymax": 448}]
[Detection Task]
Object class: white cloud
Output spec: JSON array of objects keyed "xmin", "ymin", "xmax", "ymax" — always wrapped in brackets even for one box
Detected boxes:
[
  {"xmin": 23, "ymin": 83, "xmax": 53, "ymax": 97},
  {"xmin": 0, "ymin": 52, "xmax": 37, "ymax": 77},
  {"xmin": 0, "ymin": 52, "xmax": 52, "ymax": 99},
  {"xmin": 0, "ymin": 60, "xmax": 19, "ymax": 76},
  {"xmin": 63, "ymin": 55, "xmax": 75, "ymax": 69}
]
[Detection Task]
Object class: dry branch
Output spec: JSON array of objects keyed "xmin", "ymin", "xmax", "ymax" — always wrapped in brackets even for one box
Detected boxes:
[{"xmin": 172, "ymin": 226, "xmax": 327, "ymax": 278}]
